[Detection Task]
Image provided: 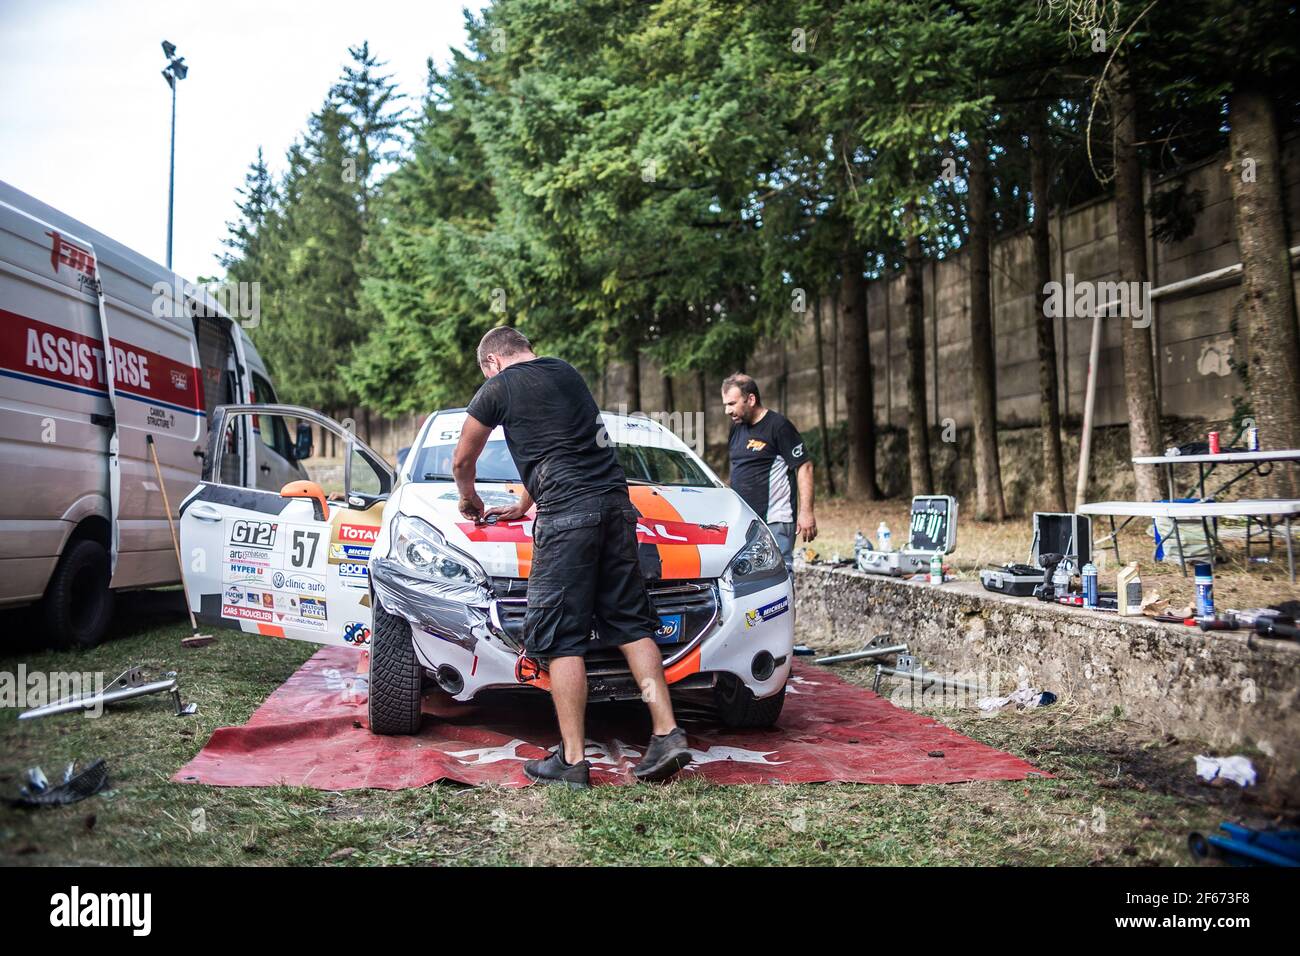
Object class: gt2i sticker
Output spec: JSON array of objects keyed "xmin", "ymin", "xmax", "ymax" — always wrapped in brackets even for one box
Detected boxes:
[
  {"xmin": 230, "ymin": 519, "xmax": 278, "ymax": 548},
  {"xmin": 744, "ymin": 596, "xmax": 790, "ymax": 629}
]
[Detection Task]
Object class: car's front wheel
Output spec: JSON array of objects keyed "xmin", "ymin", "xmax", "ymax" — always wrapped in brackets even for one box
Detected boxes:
[
  {"xmin": 368, "ymin": 604, "xmax": 423, "ymax": 735},
  {"xmin": 714, "ymin": 676, "xmax": 786, "ymax": 728}
]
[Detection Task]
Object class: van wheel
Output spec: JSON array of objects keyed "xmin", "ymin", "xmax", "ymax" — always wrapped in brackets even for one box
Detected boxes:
[
  {"xmin": 368, "ymin": 604, "xmax": 423, "ymax": 735},
  {"xmin": 714, "ymin": 676, "xmax": 786, "ymax": 728},
  {"xmin": 42, "ymin": 538, "xmax": 115, "ymax": 649}
]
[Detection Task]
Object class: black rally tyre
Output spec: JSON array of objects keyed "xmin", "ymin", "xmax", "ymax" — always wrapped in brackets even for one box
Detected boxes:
[
  {"xmin": 367, "ymin": 604, "xmax": 423, "ymax": 735},
  {"xmin": 715, "ymin": 678, "xmax": 786, "ymax": 728},
  {"xmin": 42, "ymin": 538, "xmax": 115, "ymax": 650}
]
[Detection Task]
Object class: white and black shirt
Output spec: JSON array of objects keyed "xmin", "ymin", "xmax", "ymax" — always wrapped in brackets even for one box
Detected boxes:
[{"xmin": 727, "ymin": 410, "xmax": 806, "ymax": 523}]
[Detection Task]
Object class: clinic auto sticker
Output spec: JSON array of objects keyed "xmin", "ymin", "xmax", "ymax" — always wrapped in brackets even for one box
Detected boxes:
[
  {"xmin": 744, "ymin": 596, "xmax": 789, "ymax": 629},
  {"xmin": 220, "ymin": 518, "xmax": 329, "ymax": 630}
]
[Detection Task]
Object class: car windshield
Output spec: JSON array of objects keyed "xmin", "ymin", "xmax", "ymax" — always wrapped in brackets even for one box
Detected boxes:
[{"xmin": 412, "ymin": 432, "xmax": 713, "ymax": 488}]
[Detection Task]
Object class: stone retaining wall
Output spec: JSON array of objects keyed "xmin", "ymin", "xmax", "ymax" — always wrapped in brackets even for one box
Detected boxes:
[{"xmin": 794, "ymin": 565, "xmax": 1300, "ymax": 792}]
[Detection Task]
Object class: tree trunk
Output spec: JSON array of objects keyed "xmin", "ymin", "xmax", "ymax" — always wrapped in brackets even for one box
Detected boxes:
[
  {"xmin": 842, "ymin": 250, "xmax": 881, "ymax": 498},
  {"xmin": 628, "ymin": 350, "xmax": 642, "ymax": 412},
  {"xmin": 903, "ymin": 203, "xmax": 933, "ymax": 496},
  {"xmin": 662, "ymin": 373, "xmax": 674, "ymax": 412},
  {"xmin": 966, "ymin": 135, "xmax": 1007, "ymax": 519},
  {"xmin": 1113, "ymin": 69, "xmax": 1163, "ymax": 503},
  {"xmin": 698, "ymin": 369, "xmax": 709, "ymax": 464},
  {"xmin": 813, "ymin": 296, "xmax": 837, "ymax": 496},
  {"xmin": 1030, "ymin": 114, "xmax": 1068, "ymax": 512},
  {"xmin": 1229, "ymin": 87, "xmax": 1300, "ymax": 498}
]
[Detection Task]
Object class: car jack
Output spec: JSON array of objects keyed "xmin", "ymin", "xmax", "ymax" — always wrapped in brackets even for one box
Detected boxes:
[{"xmin": 18, "ymin": 666, "xmax": 199, "ymax": 720}]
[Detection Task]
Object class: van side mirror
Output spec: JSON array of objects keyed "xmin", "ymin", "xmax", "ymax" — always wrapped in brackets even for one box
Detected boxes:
[{"xmin": 293, "ymin": 421, "xmax": 313, "ymax": 461}]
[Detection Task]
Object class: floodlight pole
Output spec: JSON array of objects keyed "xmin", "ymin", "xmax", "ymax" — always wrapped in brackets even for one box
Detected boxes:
[{"xmin": 166, "ymin": 75, "xmax": 176, "ymax": 270}]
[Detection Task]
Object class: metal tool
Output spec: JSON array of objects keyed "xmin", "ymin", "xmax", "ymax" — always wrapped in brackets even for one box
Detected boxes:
[
  {"xmin": 18, "ymin": 666, "xmax": 198, "ymax": 720},
  {"xmin": 1189, "ymin": 823, "xmax": 1300, "ymax": 867},
  {"xmin": 816, "ymin": 633, "xmax": 907, "ymax": 665},
  {"xmin": 872, "ymin": 654, "xmax": 984, "ymax": 695}
]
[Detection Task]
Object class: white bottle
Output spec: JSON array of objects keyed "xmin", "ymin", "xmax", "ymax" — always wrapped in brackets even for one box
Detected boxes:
[{"xmin": 877, "ymin": 521, "xmax": 892, "ymax": 552}]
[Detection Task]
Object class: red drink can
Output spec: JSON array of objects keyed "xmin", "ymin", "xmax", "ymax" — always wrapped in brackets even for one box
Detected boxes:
[{"xmin": 1208, "ymin": 431, "xmax": 1221, "ymax": 454}]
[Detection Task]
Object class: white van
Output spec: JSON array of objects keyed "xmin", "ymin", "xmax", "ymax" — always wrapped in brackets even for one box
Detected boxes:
[{"xmin": 0, "ymin": 180, "xmax": 301, "ymax": 647}]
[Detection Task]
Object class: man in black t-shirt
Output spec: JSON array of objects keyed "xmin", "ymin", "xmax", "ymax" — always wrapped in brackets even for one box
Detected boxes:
[
  {"xmin": 453, "ymin": 327, "xmax": 691, "ymax": 788},
  {"xmin": 722, "ymin": 373, "xmax": 818, "ymax": 573}
]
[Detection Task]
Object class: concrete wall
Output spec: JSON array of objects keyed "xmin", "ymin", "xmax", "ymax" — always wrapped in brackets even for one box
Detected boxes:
[
  {"xmin": 609, "ymin": 135, "xmax": 1300, "ymax": 450},
  {"xmin": 794, "ymin": 565, "xmax": 1300, "ymax": 795}
]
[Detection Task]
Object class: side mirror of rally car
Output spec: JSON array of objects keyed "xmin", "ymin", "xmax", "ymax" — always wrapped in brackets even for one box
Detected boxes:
[
  {"xmin": 281, "ymin": 480, "xmax": 329, "ymax": 522},
  {"xmin": 293, "ymin": 421, "xmax": 314, "ymax": 461}
]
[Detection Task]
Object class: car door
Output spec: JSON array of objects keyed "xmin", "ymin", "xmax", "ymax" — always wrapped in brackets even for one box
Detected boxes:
[{"xmin": 178, "ymin": 404, "xmax": 392, "ymax": 647}]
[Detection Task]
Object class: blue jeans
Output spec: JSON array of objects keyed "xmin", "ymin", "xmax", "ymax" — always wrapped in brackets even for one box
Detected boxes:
[{"xmin": 768, "ymin": 521, "xmax": 796, "ymax": 575}]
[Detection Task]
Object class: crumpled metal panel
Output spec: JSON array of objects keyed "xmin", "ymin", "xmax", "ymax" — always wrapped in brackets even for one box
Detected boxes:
[{"xmin": 370, "ymin": 557, "xmax": 495, "ymax": 653}]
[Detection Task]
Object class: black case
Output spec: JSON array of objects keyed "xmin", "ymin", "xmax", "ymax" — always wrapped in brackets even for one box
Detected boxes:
[{"xmin": 980, "ymin": 513, "xmax": 1093, "ymax": 596}]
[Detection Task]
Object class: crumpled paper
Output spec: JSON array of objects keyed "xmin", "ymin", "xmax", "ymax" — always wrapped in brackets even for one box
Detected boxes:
[
  {"xmin": 977, "ymin": 680, "xmax": 1057, "ymax": 713},
  {"xmin": 1194, "ymin": 754, "xmax": 1257, "ymax": 787}
]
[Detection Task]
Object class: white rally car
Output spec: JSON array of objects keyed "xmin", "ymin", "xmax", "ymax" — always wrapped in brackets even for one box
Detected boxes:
[{"xmin": 179, "ymin": 404, "xmax": 794, "ymax": 735}]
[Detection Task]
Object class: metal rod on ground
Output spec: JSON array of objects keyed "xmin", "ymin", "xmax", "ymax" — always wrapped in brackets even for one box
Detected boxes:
[
  {"xmin": 146, "ymin": 434, "xmax": 211, "ymax": 643},
  {"xmin": 816, "ymin": 644, "xmax": 909, "ymax": 665},
  {"xmin": 873, "ymin": 664, "xmax": 984, "ymax": 695}
]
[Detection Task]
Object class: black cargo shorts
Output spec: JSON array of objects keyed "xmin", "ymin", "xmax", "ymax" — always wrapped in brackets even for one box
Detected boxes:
[{"xmin": 524, "ymin": 490, "xmax": 661, "ymax": 659}]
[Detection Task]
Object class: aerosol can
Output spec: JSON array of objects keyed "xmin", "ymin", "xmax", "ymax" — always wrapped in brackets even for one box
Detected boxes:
[
  {"xmin": 877, "ymin": 521, "xmax": 892, "ymax": 553},
  {"xmin": 930, "ymin": 553, "xmax": 943, "ymax": 584},
  {"xmin": 1081, "ymin": 562, "xmax": 1098, "ymax": 608}
]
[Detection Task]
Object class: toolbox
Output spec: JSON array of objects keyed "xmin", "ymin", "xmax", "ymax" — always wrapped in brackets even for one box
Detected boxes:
[
  {"xmin": 855, "ymin": 496, "xmax": 958, "ymax": 576},
  {"xmin": 980, "ymin": 512, "xmax": 1093, "ymax": 596}
]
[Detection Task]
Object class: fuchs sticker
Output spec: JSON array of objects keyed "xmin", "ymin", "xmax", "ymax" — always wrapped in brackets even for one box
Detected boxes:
[
  {"xmin": 337, "ymin": 523, "xmax": 379, "ymax": 544},
  {"xmin": 343, "ymin": 621, "xmax": 371, "ymax": 646},
  {"xmin": 337, "ymin": 560, "xmax": 370, "ymax": 590},
  {"xmin": 745, "ymin": 596, "xmax": 789, "ymax": 629},
  {"xmin": 230, "ymin": 520, "xmax": 278, "ymax": 548}
]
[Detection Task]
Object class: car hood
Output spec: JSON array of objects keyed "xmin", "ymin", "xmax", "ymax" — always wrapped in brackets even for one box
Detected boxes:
[{"xmin": 390, "ymin": 481, "xmax": 754, "ymax": 580}]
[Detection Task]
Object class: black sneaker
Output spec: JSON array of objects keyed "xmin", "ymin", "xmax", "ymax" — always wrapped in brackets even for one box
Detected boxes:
[
  {"xmin": 524, "ymin": 748, "xmax": 591, "ymax": 789},
  {"xmin": 633, "ymin": 727, "xmax": 692, "ymax": 782}
]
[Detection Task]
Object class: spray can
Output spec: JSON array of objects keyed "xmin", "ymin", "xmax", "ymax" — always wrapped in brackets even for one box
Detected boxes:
[
  {"xmin": 1208, "ymin": 431, "xmax": 1221, "ymax": 455},
  {"xmin": 1194, "ymin": 562, "xmax": 1215, "ymax": 618},
  {"xmin": 1246, "ymin": 425, "xmax": 1259, "ymax": 451},
  {"xmin": 877, "ymin": 522, "xmax": 892, "ymax": 553},
  {"xmin": 1081, "ymin": 562, "xmax": 1098, "ymax": 608},
  {"xmin": 930, "ymin": 553, "xmax": 943, "ymax": 584}
]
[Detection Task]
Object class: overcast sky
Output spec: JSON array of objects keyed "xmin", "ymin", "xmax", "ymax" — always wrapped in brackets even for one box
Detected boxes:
[{"xmin": 0, "ymin": 0, "xmax": 484, "ymax": 280}]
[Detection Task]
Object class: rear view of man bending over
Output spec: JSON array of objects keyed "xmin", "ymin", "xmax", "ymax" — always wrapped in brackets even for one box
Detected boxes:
[{"xmin": 453, "ymin": 327, "xmax": 692, "ymax": 788}]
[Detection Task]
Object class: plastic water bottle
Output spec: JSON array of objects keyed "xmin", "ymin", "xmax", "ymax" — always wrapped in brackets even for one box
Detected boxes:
[
  {"xmin": 930, "ymin": 553, "xmax": 943, "ymax": 584},
  {"xmin": 877, "ymin": 521, "xmax": 892, "ymax": 553},
  {"xmin": 1053, "ymin": 559, "xmax": 1071, "ymax": 598},
  {"xmin": 1081, "ymin": 562, "xmax": 1098, "ymax": 608},
  {"xmin": 1194, "ymin": 562, "xmax": 1214, "ymax": 618}
]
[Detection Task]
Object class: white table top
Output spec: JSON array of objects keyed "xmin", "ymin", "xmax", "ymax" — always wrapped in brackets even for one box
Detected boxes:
[
  {"xmin": 1133, "ymin": 449, "xmax": 1300, "ymax": 465},
  {"xmin": 1079, "ymin": 499, "xmax": 1300, "ymax": 518}
]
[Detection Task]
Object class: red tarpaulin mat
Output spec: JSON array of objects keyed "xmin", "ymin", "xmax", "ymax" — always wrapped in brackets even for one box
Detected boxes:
[{"xmin": 173, "ymin": 646, "xmax": 1044, "ymax": 789}]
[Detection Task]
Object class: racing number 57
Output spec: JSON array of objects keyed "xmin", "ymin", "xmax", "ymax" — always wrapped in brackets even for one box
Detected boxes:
[{"xmin": 291, "ymin": 529, "xmax": 320, "ymax": 568}]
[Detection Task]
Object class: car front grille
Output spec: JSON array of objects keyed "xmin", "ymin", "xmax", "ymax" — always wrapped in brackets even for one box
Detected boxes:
[{"xmin": 490, "ymin": 577, "xmax": 718, "ymax": 670}]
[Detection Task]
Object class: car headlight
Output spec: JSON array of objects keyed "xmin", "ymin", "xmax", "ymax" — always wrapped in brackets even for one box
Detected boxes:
[
  {"xmin": 724, "ymin": 519, "xmax": 784, "ymax": 582},
  {"xmin": 389, "ymin": 513, "xmax": 487, "ymax": 585}
]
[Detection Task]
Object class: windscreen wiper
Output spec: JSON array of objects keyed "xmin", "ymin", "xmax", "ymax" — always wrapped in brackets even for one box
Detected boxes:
[{"xmin": 422, "ymin": 472, "xmax": 454, "ymax": 481}]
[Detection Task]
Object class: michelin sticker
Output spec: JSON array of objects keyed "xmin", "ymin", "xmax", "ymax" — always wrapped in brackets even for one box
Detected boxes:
[{"xmin": 744, "ymin": 596, "xmax": 789, "ymax": 629}]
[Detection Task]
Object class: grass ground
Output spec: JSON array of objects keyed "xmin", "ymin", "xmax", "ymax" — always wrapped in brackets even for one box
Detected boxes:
[
  {"xmin": 812, "ymin": 497, "xmax": 1300, "ymax": 611},
  {"xmin": 1, "ymin": 590, "xmax": 1283, "ymax": 867}
]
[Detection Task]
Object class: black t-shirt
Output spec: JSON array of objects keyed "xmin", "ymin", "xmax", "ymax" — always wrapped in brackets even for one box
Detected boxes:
[
  {"xmin": 727, "ymin": 409, "xmax": 806, "ymax": 523},
  {"xmin": 465, "ymin": 357, "xmax": 626, "ymax": 513}
]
